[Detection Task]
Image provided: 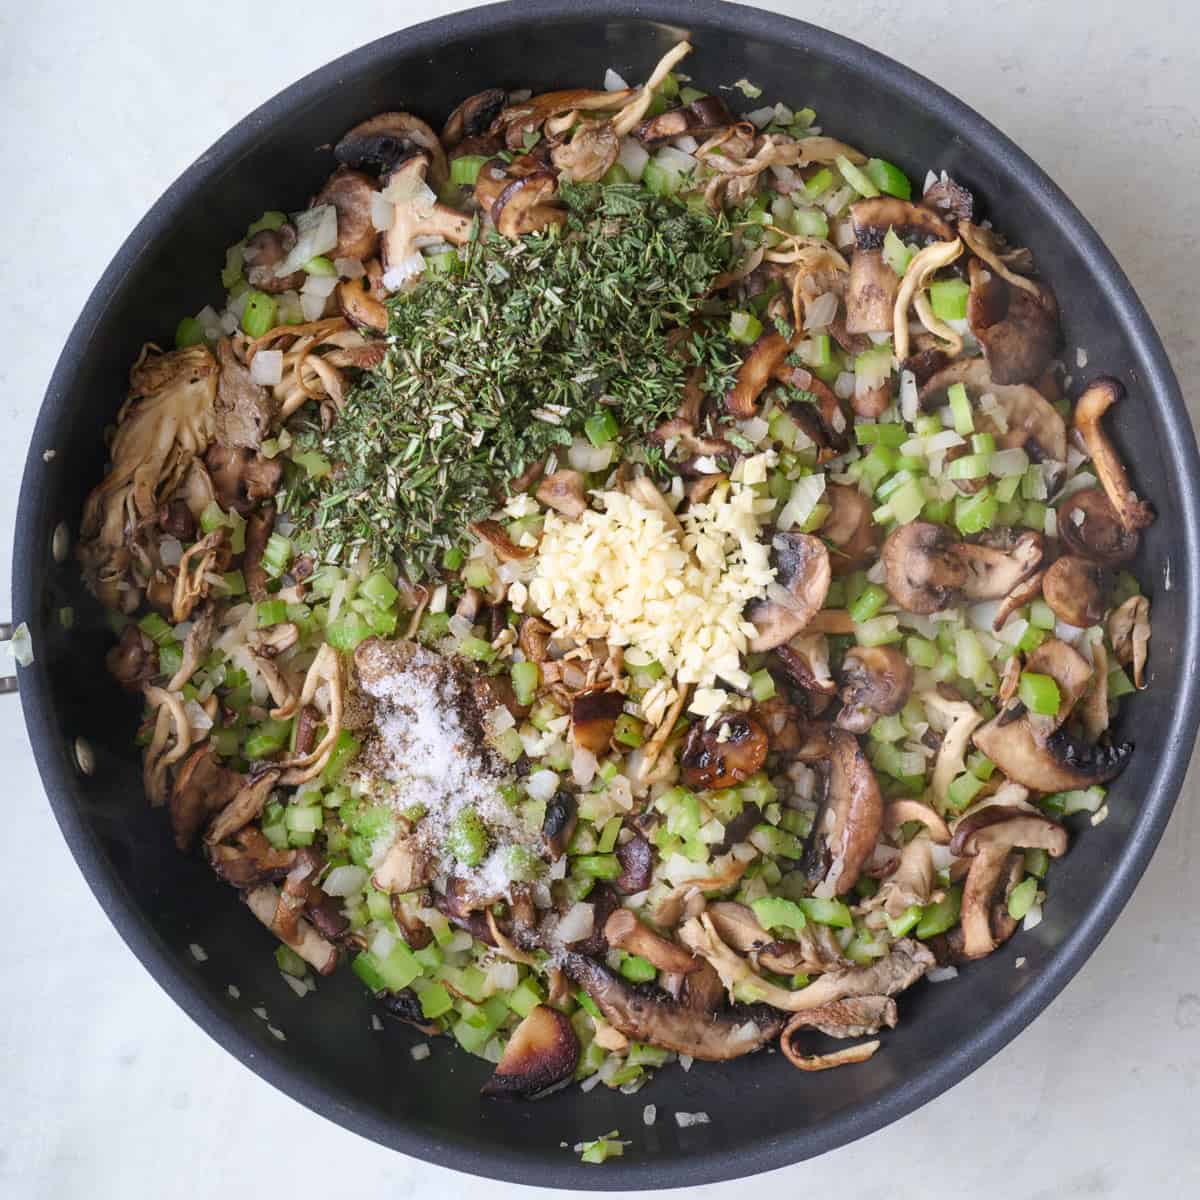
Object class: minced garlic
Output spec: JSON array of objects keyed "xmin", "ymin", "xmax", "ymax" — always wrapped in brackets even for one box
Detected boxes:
[{"xmin": 528, "ymin": 467, "xmax": 776, "ymax": 715}]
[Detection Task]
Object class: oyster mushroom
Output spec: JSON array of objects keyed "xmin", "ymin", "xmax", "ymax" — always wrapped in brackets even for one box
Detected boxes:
[
  {"xmin": 337, "ymin": 277, "xmax": 388, "ymax": 334},
  {"xmin": 726, "ymin": 332, "xmax": 791, "ymax": 419},
  {"xmin": 921, "ymin": 689, "xmax": 985, "ymax": 809},
  {"xmin": 1042, "ymin": 555, "xmax": 1108, "ymax": 628},
  {"xmin": 551, "ymin": 122, "xmax": 620, "ymax": 183},
  {"xmin": 846, "ymin": 198, "xmax": 954, "ymax": 335},
  {"xmin": 493, "ymin": 170, "xmax": 567, "ymax": 238},
  {"xmin": 893, "ymin": 237, "xmax": 963, "ymax": 362},
  {"xmin": 335, "ymin": 111, "xmax": 449, "ymax": 191},
  {"xmin": 836, "ymin": 645, "xmax": 913, "ymax": 733},
  {"xmin": 806, "ymin": 729, "xmax": 883, "ymax": 897},
  {"xmin": 745, "ymin": 532, "xmax": 831, "ymax": 651},
  {"xmin": 883, "ymin": 798, "xmax": 951, "ymax": 844},
  {"xmin": 205, "ymin": 769, "xmax": 281, "ymax": 846},
  {"xmin": 169, "ymin": 743, "xmax": 243, "ymax": 851},
  {"xmin": 820, "ymin": 483, "xmax": 880, "ymax": 576},
  {"xmin": 214, "ymin": 338, "xmax": 276, "ymax": 450},
  {"xmin": 560, "ymin": 952, "xmax": 784, "ymax": 1061},
  {"xmin": 921, "ymin": 174, "xmax": 974, "ymax": 223},
  {"xmin": 1109, "ymin": 594, "xmax": 1150, "ymax": 689},
  {"xmin": 965, "ymin": 252, "xmax": 1059, "ymax": 386},
  {"xmin": 243, "ymin": 884, "xmax": 338, "ymax": 975},
  {"xmin": 920, "ymin": 357, "xmax": 1066, "ymax": 463},
  {"xmin": 307, "ymin": 174, "xmax": 377, "ymax": 270},
  {"xmin": 781, "ymin": 1031, "xmax": 885, "ymax": 1072},
  {"xmin": 637, "ymin": 95, "xmax": 737, "ymax": 144},
  {"xmin": 604, "ymin": 909, "xmax": 699, "ymax": 975},
  {"xmin": 542, "ymin": 790, "xmax": 577, "ymax": 860},
  {"xmin": 680, "ymin": 714, "xmax": 768, "ymax": 790},
  {"xmin": 481, "ymin": 1005, "xmax": 580, "ymax": 1099},
  {"xmin": 1057, "ymin": 487, "xmax": 1140, "ymax": 565},
  {"xmin": 1073, "ymin": 378, "xmax": 1155, "ymax": 533}
]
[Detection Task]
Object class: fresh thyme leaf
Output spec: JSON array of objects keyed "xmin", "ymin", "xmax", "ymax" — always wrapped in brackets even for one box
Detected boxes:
[{"xmin": 282, "ymin": 183, "xmax": 737, "ymax": 577}]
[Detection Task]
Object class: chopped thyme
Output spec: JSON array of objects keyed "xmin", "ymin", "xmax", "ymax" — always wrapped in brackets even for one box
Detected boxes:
[{"xmin": 280, "ymin": 183, "xmax": 738, "ymax": 577}]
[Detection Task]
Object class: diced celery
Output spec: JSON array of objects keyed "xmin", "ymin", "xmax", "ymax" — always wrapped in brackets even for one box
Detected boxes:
[
  {"xmin": 916, "ymin": 885, "xmax": 962, "ymax": 938},
  {"xmin": 751, "ymin": 895, "xmax": 807, "ymax": 934},
  {"xmin": 1018, "ymin": 671, "xmax": 1061, "ymax": 716},
  {"xmin": 929, "ymin": 278, "xmax": 970, "ymax": 321},
  {"xmin": 948, "ymin": 382, "xmax": 974, "ymax": 435},
  {"xmin": 1007, "ymin": 877, "xmax": 1039, "ymax": 920},
  {"xmin": 797, "ymin": 897, "xmax": 853, "ymax": 928},
  {"xmin": 836, "ymin": 154, "xmax": 880, "ymax": 197}
]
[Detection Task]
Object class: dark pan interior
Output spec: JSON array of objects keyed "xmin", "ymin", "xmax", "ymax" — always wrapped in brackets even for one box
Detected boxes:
[{"xmin": 14, "ymin": 0, "xmax": 1199, "ymax": 1189}]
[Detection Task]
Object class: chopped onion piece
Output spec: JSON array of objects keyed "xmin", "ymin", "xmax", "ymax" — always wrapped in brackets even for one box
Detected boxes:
[
  {"xmin": 277, "ymin": 205, "xmax": 338, "ymax": 275},
  {"xmin": 604, "ymin": 67, "xmax": 629, "ymax": 91},
  {"xmin": 777, "ymin": 473, "xmax": 826, "ymax": 532},
  {"xmin": 556, "ymin": 901, "xmax": 595, "ymax": 944},
  {"xmin": 382, "ymin": 254, "xmax": 425, "ymax": 291},
  {"xmin": 370, "ymin": 192, "xmax": 395, "ymax": 231},
  {"xmin": 899, "ymin": 369, "xmax": 919, "ymax": 423},
  {"xmin": 572, "ymin": 745, "xmax": 598, "ymax": 787},
  {"xmin": 617, "ymin": 137, "xmax": 650, "ymax": 181},
  {"xmin": 300, "ymin": 291, "xmax": 328, "ymax": 322},
  {"xmin": 526, "ymin": 769, "xmax": 560, "ymax": 802},
  {"xmin": 567, "ymin": 438, "xmax": 614, "ymax": 473},
  {"xmin": 9, "ymin": 622, "xmax": 34, "ymax": 667},
  {"xmin": 746, "ymin": 105, "xmax": 776, "ymax": 129},
  {"xmin": 805, "ymin": 291, "xmax": 839, "ymax": 330},
  {"xmin": 250, "ymin": 349, "xmax": 283, "ymax": 386},
  {"xmin": 990, "ymin": 448, "xmax": 1029, "ymax": 477},
  {"xmin": 323, "ymin": 865, "xmax": 368, "ymax": 897},
  {"xmin": 301, "ymin": 273, "xmax": 338, "ymax": 299},
  {"xmin": 674, "ymin": 134, "xmax": 700, "ymax": 154}
]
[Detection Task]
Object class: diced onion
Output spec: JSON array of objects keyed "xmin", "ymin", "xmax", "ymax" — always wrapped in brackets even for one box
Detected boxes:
[
  {"xmin": 900, "ymin": 369, "xmax": 919, "ymax": 423},
  {"xmin": 9, "ymin": 622, "xmax": 34, "ymax": 667},
  {"xmin": 323, "ymin": 865, "xmax": 368, "ymax": 897},
  {"xmin": 776, "ymin": 473, "xmax": 827, "ymax": 531},
  {"xmin": 382, "ymin": 254, "xmax": 425, "ymax": 291},
  {"xmin": 805, "ymin": 291, "xmax": 839, "ymax": 330},
  {"xmin": 572, "ymin": 745, "xmax": 598, "ymax": 787},
  {"xmin": 556, "ymin": 901, "xmax": 596, "ymax": 944},
  {"xmin": 486, "ymin": 961, "xmax": 519, "ymax": 992},
  {"xmin": 250, "ymin": 349, "xmax": 283, "ymax": 386},
  {"xmin": 300, "ymin": 291, "xmax": 328, "ymax": 322},
  {"xmin": 654, "ymin": 145, "xmax": 698, "ymax": 175},
  {"xmin": 673, "ymin": 134, "xmax": 699, "ymax": 154},
  {"xmin": 277, "ymin": 205, "xmax": 338, "ymax": 275},
  {"xmin": 990, "ymin": 448, "xmax": 1029, "ymax": 477},
  {"xmin": 746, "ymin": 106, "xmax": 776, "ymax": 129},
  {"xmin": 567, "ymin": 438, "xmax": 615, "ymax": 473},
  {"xmin": 604, "ymin": 67, "xmax": 629, "ymax": 91},
  {"xmin": 769, "ymin": 162, "xmax": 800, "ymax": 190},
  {"xmin": 369, "ymin": 928, "xmax": 396, "ymax": 959},
  {"xmin": 301, "ymin": 273, "xmax": 338, "ymax": 299},
  {"xmin": 370, "ymin": 192, "xmax": 395, "ymax": 231},
  {"xmin": 526, "ymin": 769, "xmax": 560, "ymax": 802},
  {"xmin": 617, "ymin": 137, "xmax": 650, "ymax": 181},
  {"xmin": 925, "ymin": 430, "xmax": 966, "ymax": 454},
  {"xmin": 834, "ymin": 371, "xmax": 856, "ymax": 400},
  {"xmin": 927, "ymin": 965, "xmax": 959, "ymax": 983}
]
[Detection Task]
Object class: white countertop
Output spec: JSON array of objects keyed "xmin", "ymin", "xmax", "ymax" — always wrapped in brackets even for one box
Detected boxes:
[{"xmin": 2, "ymin": 1, "xmax": 1198, "ymax": 1195}]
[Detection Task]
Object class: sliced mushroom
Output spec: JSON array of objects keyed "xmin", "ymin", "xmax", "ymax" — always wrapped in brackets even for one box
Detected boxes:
[
  {"xmin": 167, "ymin": 604, "xmax": 217, "ymax": 692},
  {"xmin": 493, "ymin": 171, "xmax": 567, "ymax": 239},
  {"xmin": 518, "ymin": 615, "xmax": 552, "ymax": 663},
  {"xmin": 680, "ymin": 714, "xmax": 768, "ymax": 790},
  {"xmin": 380, "ymin": 157, "xmax": 472, "ymax": 279},
  {"xmin": 107, "ymin": 624, "xmax": 158, "ymax": 691},
  {"xmin": 852, "ymin": 197, "xmax": 955, "ymax": 250},
  {"xmin": 442, "ymin": 88, "xmax": 508, "ymax": 147},
  {"xmin": 1080, "ymin": 640, "xmax": 1110, "ymax": 740},
  {"xmin": 551, "ymin": 122, "xmax": 620, "ymax": 183},
  {"xmin": 1041, "ymin": 555, "xmax": 1108, "ymax": 628},
  {"xmin": 1073, "ymin": 378, "xmax": 1154, "ymax": 533},
  {"xmin": 781, "ymin": 1038, "xmax": 882, "ymax": 1072},
  {"xmin": 244, "ymin": 884, "xmax": 338, "ymax": 975},
  {"xmin": 481, "ymin": 1005, "xmax": 579, "ymax": 1099},
  {"xmin": 958, "ymin": 845, "xmax": 1024, "ymax": 959},
  {"xmin": 883, "ymin": 798, "xmax": 951, "ymax": 844},
  {"xmin": 571, "ymin": 689, "xmax": 624, "ymax": 753},
  {"xmin": 782, "ymin": 996, "xmax": 897, "ymax": 1044},
  {"xmin": 1109, "ymin": 594, "xmax": 1150, "ymax": 689},
  {"xmin": 314, "ymin": 167, "xmax": 380, "ymax": 262},
  {"xmin": 207, "ymin": 826, "xmax": 294, "ymax": 888},
  {"xmin": 536, "ymin": 469, "xmax": 587, "ymax": 520},
  {"xmin": 881, "ymin": 521, "xmax": 966, "ymax": 614},
  {"xmin": 993, "ymin": 567, "xmax": 1046, "ymax": 632},
  {"xmin": 372, "ymin": 835, "xmax": 433, "ymax": 894},
  {"xmin": 922, "ymin": 175, "xmax": 974, "ymax": 223},
  {"xmin": 1057, "ymin": 488, "xmax": 1139, "ymax": 565},
  {"xmin": 376, "ymin": 988, "xmax": 440, "ymax": 1036},
  {"xmin": 336, "ymin": 111, "xmax": 449, "ymax": 191},
  {"xmin": 893, "ymin": 238, "xmax": 963, "ymax": 362},
  {"xmin": 337, "ymin": 277, "xmax": 388, "ymax": 334},
  {"xmin": 965, "ymin": 254, "xmax": 1059, "ymax": 386},
  {"xmin": 471, "ymin": 518, "xmax": 534, "ymax": 562},
  {"xmin": 775, "ymin": 633, "xmax": 837, "ymax": 696},
  {"xmin": 836, "ymin": 646, "xmax": 913, "ymax": 733},
  {"xmin": 746, "ymin": 532, "xmax": 831, "ymax": 651},
  {"xmin": 560, "ymin": 952, "xmax": 784, "ymax": 1061},
  {"xmin": 922, "ymin": 689, "xmax": 985, "ymax": 809},
  {"xmin": 956, "ymin": 532, "xmax": 1044, "ymax": 600},
  {"xmin": 920, "ymin": 357, "xmax": 1066, "ymax": 463},
  {"xmin": 820, "ymin": 483, "xmax": 880, "ymax": 576},
  {"xmin": 205, "ymin": 769, "xmax": 280, "ymax": 846},
  {"xmin": 806, "ymin": 729, "xmax": 882, "ymax": 897},
  {"xmin": 242, "ymin": 225, "xmax": 306, "ymax": 294},
  {"xmin": 615, "ymin": 833, "xmax": 654, "ymax": 895},
  {"xmin": 542, "ymin": 790, "xmax": 577, "ymax": 860},
  {"xmin": 637, "ymin": 95, "xmax": 737, "ymax": 144},
  {"xmin": 169, "ymin": 743, "xmax": 243, "ymax": 851},
  {"xmin": 604, "ymin": 909, "xmax": 699, "ymax": 975},
  {"xmin": 214, "ymin": 338, "xmax": 276, "ymax": 451},
  {"xmin": 205, "ymin": 443, "xmax": 283, "ymax": 515},
  {"xmin": 845, "ymin": 250, "xmax": 899, "ymax": 335},
  {"xmin": 726, "ymin": 332, "xmax": 791, "ymax": 419}
]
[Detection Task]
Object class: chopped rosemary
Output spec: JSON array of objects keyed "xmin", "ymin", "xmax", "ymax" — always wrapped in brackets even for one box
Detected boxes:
[{"xmin": 281, "ymin": 183, "xmax": 738, "ymax": 577}]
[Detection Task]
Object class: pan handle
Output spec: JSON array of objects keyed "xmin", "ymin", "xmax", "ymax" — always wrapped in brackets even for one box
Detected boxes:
[{"xmin": 0, "ymin": 622, "xmax": 22, "ymax": 694}]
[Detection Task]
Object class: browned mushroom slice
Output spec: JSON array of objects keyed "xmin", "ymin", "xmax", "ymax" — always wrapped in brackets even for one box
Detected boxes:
[
  {"xmin": 481, "ymin": 1005, "xmax": 580, "ymax": 1099},
  {"xmin": 844, "ymin": 250, "xmax": 899, "ymax": 335},
  {"xmin": 214, "ymin": 338, "xmax": 276, "ymax": 450},
  {"xmin": 783, "ymin": 996, "xmax": 898, "ymax": 1042},
  {"xmin": 920, "ymin": 357, "xmax": 1066, "ymax": 463},
  {"xmin": 746, "ymin": 532, "xmax": 831, "ymax": 651},
  {"xmin": 493, "ymin": 171, "xmax": 567, "ymax": 238},
  {"xmin": 495, "ymin": 87, "xmax": 633, "ymax": 151},
  {"xmin": 542, "ymin": 790, "xmax": 577, "ymax": 860},
  {"xmin": 604, "ymin": 909, "xmax": 699, "ymax": 975},
  {"xmin": 551, "ymin": 122, "xmax": 620, "ymax": 183},
  {"xmin": 207, "ymin": 826, "xmax": 294, "ymax": 888},
  {"xmin": 921, "ymin": 175, "xmax": 974, "ymax": 223},
  {"xmin": 336, "ymin": 111, "xmax": 449, "ymax": 191},
  {"xmin": 726, "ymin": 332, "xmax": 791, "ymax": 418},
  {"xmin": 205, "ymin": 769, "xmax": 281, "ymax": 845},
  {"xmin": 680, "ymin": 714, "xmax": 768, "ymax": 790},
  {"xmin": 881, "ymin": 521, "xmax": 966, "ymax": 613},
  {"xmin": 106, "ymin": 624, "xmax": 158, "ymax": 691},
  {"xmin": 560, "ymin": 952, "xmax": 785, "ymax": 1061},
  {"xmin": 821, "ymin": 483, "xmax": 880, "ymax": 576},
  {"xmin": 955, "ymin": 531, "xmax": 1044, "ymax": 601},
  {"xmin": 337, "ymin": 277, "xmax": 388, "ymax": 334},
  {"xmin": 1041, "ymin": 555, "xmax": 1108, "ymax": 628},
  {"xmin": 836, "ymin": 646, "xmax": 913, "ymax": 734},
  {"xmin": 965, "ymin": 255, "xmax": 1059, "ymax": 386},
  {"xmin": 958, "ymin": 845, "xmax": 1025, "ymax": 959},
  {"xmin": 314, "ymin": 167, "xmax": 380, "ymax": 262},
  {"xmin": 806, "ymin": 729, "xmax": 883, "ymax": 896},
  {"xmin": 973, "ymin": 704, "xmax": 1131, "ymax": 792},
  {"xmin": 205, "ymin": 443, "xmax": 282, "ymax": 515},
  {"xmin": 637, "ymin": 95, "xmax": 737, "ymax": 144},
  {"xmin": 615, "ymin": 832, "xmax": 654, "ymax": 895},
  {"xmin": 471, "ymin": 518, "xmax": 534, "ymax": 561},
  {"xmin": 1074, "ymin": 378, "xmax": 1155, "ymax": 533},
  {"xmin": 1021, "ymin": 637, "xmax": 1093, "ymax": 741},
  {"xmin": 571, "ymin": 689, "xmax": 624, "ymax": 753},
  {"xmin": 852, "ymin": 197, "xmax": 955, "ymax": 249},
  {"xmin": 992, "ymin": 567, "xmax": 1045, "ymax": 632},
  {"xmin": 244, "ymin": 884, "xmax": 339, "ymax": 975},
  {"xmin": 518, "ymin": 615, "xmax": 552, "ymax": 663},
  {"xmin": 376, "ymin": 988, "xmax": 440, "ymax": 1035},
  {"xmin": 242, "ymin": 504, "xmax": 275, "ymax": 602},
  {"xmin": 775, "ymin": 633, "xmax": 837, "ymax": 696},
  {"xmin": 883, "ymin": 798, "xmax": 951, "ymax": 844},
  {"xmin": 1057, "ymin": 487, "xmax": 1139, "ymax": 565},
  {"xmin": 442, "ymin": 88, "xmax": 508, "ymax": 147},
  {"xmin": 536, "ymin": 469, "xmax": 587, "ymax": 520},
  {"xmin": 782, "ymin": 1038, "xmax": 883, "ymax": 1072},
  {"xmin": 170, "ymin": 744, "xmax": 243, "ymax": 851},
  {"xmin": 1109, "ymin": 594, "xmax": 1150, "ymax": 689},
  {"xmin": 242, "ymin": 225, "xmax": 306, "ymax": 294}
]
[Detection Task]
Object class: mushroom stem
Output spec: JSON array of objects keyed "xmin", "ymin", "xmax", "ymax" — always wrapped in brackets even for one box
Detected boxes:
[
  {"xmin": 604, "ymin": 909, "xmax": 699, "ymax": 975},
  {"xmin": 1074, "ymin": 378, "xmax": 1154, "ymax": 532},
  {"xmin": 893, "ymin": 238, "xmax": 963, "ymax": 362}
]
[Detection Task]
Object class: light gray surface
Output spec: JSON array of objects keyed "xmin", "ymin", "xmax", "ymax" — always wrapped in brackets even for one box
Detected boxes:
[{"xmin": 1, "ymin": 1, "xmax": 1197, "ymax": 1196}]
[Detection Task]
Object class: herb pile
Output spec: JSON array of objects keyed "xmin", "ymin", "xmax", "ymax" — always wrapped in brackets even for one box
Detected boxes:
[{"xmin": 281, "ymin": 183, "xmax": 739, "ymax": 575}]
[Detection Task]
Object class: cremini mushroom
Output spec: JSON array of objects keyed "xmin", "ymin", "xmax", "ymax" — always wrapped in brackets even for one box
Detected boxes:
[
  {"xmin": 481, "ymin": 1005, "xmax": 580, "ymax": 1099},
  {"xmin": 726, "ymin": 332, "xmax": 791, "ymax": 419},
  {"xmin": 806, "ymin": 729, "xmax": 882, "ymax": 897},
  {"xmin": 883, "ymin": 798, "xmax": 951, "ymax": 844},
  {"xmin": 204, "ymin": 443, "xmax": 282, "ymax": 515},
  {"xmin": 636, "ymin": 94, "xmax": 736, "ymax": 144},
  {"xmin": 604, "ymin": 909, "xmax": 698, "ymax": 975},
  {"xmin": 680, "ymin": 714, "xmax": 769, "ymax": 790},
  {"xmin": 1042, "ymin": 555, "xmax": 1108, "ymax": 628},
  {"xmin": 1073, "ymin": 378, "xmax": 1155, "ymax": 533},
  {"xmin": 1057, "ymin": 487, "xmax": 1140, "ymax": 565},
  {"xmin": 775, "ymin": 633, "xmax": 838, "ymax": 697},
  {"xmin": 881, "ymin": 522, "xmax": 966, "ymax": 613},
  {"xmin": 441, "ymin": 88, "xmax": 508, "ymax": 148},
  {"xmin": 836, "ymin": 646, "xmax": 913, "ymax": 734},
  {"xmin": 242, "ymin": 225, "xmax": 306, "ymax": 294},
  {"xmin": 571, "ymin": 689, "xmax": 624, "ymax": 753},
  {"xmin": 335, "ymin": 111, "xmax": 449, "ymax": 191},
  {"xmin": 922, "ymin": 174, "xmax": 974, "ymax": 223},
  {"xmin": 243, "ymin": 883, "xmax": 338, "ymax": 975},
  {"xmin": 746, "ymin": 532, "xmax": 831, "ymax": 651},
  {"xmin": 820, "ymin": 483, "xmax": 880, "ymax": 576},
  {"xmin": 920, "ymin": 357, "xmax": 1066, "ymax": 463},
  {"xmin": 535, "ymin": 469, "xmax": 587, "ymax": 520},
  {"xmin": 207, "ymin": 826, "xmax": 294, "ymax": 888},
  {"xmin": 1109, "ymin": 594, "xmax": 1150, "ymax": 689},
  {"xmin": 313, "ymin": 167, "xmax": 380, "ymax": 262},
  {"xmin": 205, "ymin": 769, "xmax": 281, "ymax": 846},
  {"xmin": 559, "ymin": 951, "xmax": 784, "ymax": 1061},
  {"xmin": 380, "ymin": 157, "xmax": 472, "ymax": 284},
  {"xmin": 964, "ymin": 252, "xmax": 1059, "ymax": 386}
]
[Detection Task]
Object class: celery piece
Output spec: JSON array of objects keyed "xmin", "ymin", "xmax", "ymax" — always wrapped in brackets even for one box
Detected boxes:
[
  {"xmin": 947, "ymin": 382, "xmax": 974, "ymax": 435},
  {"xmin": 797, "ymin": 897, "xmax": 853, "ymax": 928},
  {"xmin": 751, "ymin": 895, "xmax": 808, "ymax": 934},
  {"xmin": 617, "ymin": 952, "xmax": 657, "ymax": 983},
  {"xmin": 1018, "ymin": 671, "xmax": 1061, "ymax": 716},
  {"xmin": 175, "ymin": 316, "xmax": 205, "ymax": 348},
  {"xmin": 1007, "ymin": 877, "xmax": 1039, "ymax": 921},
  {"xmin": 837, "ymin": 154, "xmax": 880, "ymax": 198},
  {"xmin": 916, "ymin": 885, "xmax": 963, "ymax": 938},
  {"xmin": 864, "ymin": 157, "xmax": 911, "ymax": 199},
  {"xmin": 929, "ymin": 278, "xmax": 970, "ymax": 321}
]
